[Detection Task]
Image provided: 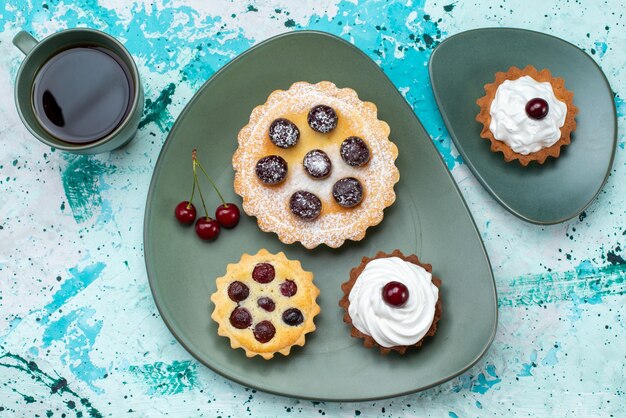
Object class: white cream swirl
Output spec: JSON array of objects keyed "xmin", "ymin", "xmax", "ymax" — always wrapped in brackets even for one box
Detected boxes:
[
  {"xmin": 489, "ymin": 75, "xmax": 567, "ymax": 155},
  {"xmin": 348, "ymin": 257, "xmax": 438, "ymax": 348}
]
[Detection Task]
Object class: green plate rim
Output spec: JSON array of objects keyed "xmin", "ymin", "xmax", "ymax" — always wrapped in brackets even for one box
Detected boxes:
[
  {"xmin": 144, "ymin": 29, "xmax": 498, "ymax": 401},
  {"xmin": 428, "ymin": 27, "xmax": 618, "ymax": 225}
]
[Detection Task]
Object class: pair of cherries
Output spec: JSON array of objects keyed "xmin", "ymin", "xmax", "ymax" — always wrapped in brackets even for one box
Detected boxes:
[
  {"xmin": 175, "ymin": 201, "xmax": 239, "ymax": 240},
  {"xmin": 175, "ymin": 149, "xmax": 240, "ymax": 241}
]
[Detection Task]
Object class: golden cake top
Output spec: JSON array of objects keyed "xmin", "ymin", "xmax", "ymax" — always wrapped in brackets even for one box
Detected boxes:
[
  {"xmin": 210, "ymin": 249, "xmax": 320, "ymax": 359},
  {"xmin": 233, "ymin": 81, "xmax": 400, "ymax": 248}
]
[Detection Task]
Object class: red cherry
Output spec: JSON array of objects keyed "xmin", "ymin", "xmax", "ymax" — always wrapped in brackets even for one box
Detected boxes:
[
  {"xmin": 257, "ymin": 297, "xmax": 276, "ymax": 312},
  {"xmin": 253, "ymin": 320, "xmax": 276, "ymax": 343},
  {"xmin": 195, "ymin": 217, "xmax": 220, "ymax": 241},
  {"xmin": 215, "ymin": 203, "xmax": 240, "ymax": 228},
  {"xmin": 227, "ymin": 281, "xmax": 249, "ymax": 302},
  {"xmin": 282, "ymin": 308, "xmax": 304, "ymax": 326},
  {"xmin": 229, "ymin": 307, "xmax": 252, "ymax": 329},
  {"xmin": 175, "ymin": 201, "xmax": 196, "ymax": 224},
  {"xmin": 280, "ymin": 280, "xmax": 297, "ymax": 297},
  {"xmin": 525, "ymin": 98, "xmax": 549, "ymax": 120},
  {"xmin": 382, "ymin": 281, "xmax": 409, "ymax": 307},
  {"xmin": 252, "ymin": 263, "xmax": 275, "ymax": 283}
]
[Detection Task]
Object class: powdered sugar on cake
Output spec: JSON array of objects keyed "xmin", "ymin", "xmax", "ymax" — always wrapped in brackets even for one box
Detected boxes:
[{"xmin": 233, "ymin": 81, "xmax": 400, "ymax": 248}]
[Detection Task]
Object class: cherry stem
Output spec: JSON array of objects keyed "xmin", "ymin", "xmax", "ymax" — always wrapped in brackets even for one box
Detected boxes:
[
  {"xmin": 188, "ymin": 175, "xmax": 196, "ymax": 208},
  {"xmin": 192, "ymin": 161, "xmax": 210, "ymax": 219},
  {"xmin": 194, "ymin": 157, "xmax": 227, "ymax": 207}
]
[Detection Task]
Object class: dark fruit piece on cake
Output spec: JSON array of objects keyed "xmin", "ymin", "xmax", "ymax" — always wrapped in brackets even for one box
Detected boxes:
[{"xmin": 307, "ymin": 104, "xmax": 338, "ymax": 133}]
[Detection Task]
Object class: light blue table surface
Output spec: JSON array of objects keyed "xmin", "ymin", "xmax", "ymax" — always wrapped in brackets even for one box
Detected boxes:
[{"xmin": 1, "ymin": 1, "xmax": 624, "ymax": 416}]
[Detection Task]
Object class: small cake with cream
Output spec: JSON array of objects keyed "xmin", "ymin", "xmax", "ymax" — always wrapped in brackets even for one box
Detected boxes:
[
  {"xmin": 476, "ymin": 65, "xmax": 578, "ymax": 166},
  {"xmin": 339, "ymin": 250, "xmax": 442, "ymax": 354}
]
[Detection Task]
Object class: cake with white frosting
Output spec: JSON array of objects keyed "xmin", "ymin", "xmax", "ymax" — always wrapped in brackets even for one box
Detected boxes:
[
  {"xmin": 339, "ymin": 249, "xmax": 442, "ymax": 354},
  {"xmin": 476, "ymin": 65, "xmax": 578, "ymax": 166}
]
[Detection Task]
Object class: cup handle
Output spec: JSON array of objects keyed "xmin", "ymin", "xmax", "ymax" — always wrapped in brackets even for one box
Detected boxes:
[{"xmin": 13, "ymin": 31, "xmax": 38, "ymax": 55}]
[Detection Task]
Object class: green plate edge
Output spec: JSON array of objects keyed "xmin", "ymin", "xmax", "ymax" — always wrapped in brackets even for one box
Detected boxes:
[
  {"xmin": 428, "ymin": 27, "xmax": 618, "ymax": 225},
  {"xmin": 143, "ymin": 30, "xmax": 498, "ymax": 401}
]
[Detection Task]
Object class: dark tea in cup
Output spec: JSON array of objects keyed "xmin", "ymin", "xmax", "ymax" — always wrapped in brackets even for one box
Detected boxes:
[
  {"xmin": 32, "ymin": 45, "xmax": 135, "ymax": 144},
  {"xmin": 13, "ymin": 29, "xmax": 143, "ymax": 154}
]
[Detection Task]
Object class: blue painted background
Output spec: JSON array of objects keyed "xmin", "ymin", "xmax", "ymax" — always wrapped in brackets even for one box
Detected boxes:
[{"xmin": 0, "ymin": 0, "xmax": 624, "ymax": 416}]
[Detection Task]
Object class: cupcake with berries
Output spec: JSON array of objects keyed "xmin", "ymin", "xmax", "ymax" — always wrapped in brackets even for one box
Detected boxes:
[
  {"xmin": 211, "ymin": 249, "xmax": 320, "ymax": 359},
  {"xmin": 233, "ymin": 81, "xmax": 399, "ymax": 249},
  {"xmin": 339, "ymin": 250, "xmax": 442, "ymax": 355},
  {"xmin": 476, "ymin": 65, "xmax": 578, "ymax": 166}
]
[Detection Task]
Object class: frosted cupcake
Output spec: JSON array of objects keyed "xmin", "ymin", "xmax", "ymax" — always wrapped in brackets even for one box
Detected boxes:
[
  {"xmin": 476, "ymin": 65, "xmax": 578, "ymax": 166},
  {"xmin": 339, "ymin": 250, "xmax": 442, "ymax": 354}
]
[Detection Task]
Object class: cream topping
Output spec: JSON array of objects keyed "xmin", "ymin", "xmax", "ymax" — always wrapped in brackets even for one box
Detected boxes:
[
  {"xmin": 348, "ymin": 257, "xmax": 438, "ymax": 348},
  {"xmin": 489, "ymin": 75, "xmax": 567, "ymax": 155}
]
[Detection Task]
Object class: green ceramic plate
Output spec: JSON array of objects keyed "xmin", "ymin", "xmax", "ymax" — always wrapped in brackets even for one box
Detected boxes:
[
  {"xmin": 144, "ymin": 31, "xmax": 497, "ymax": 401},
  {"xmin": 429, "ymin": 28, "xmax": 617, "ymax": 224}
]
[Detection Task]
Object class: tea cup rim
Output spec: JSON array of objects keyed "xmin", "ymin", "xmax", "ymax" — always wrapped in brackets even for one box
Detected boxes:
[{"xmin": 14, "ymin": 27, "xmax": 142, "ymax": 152}]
